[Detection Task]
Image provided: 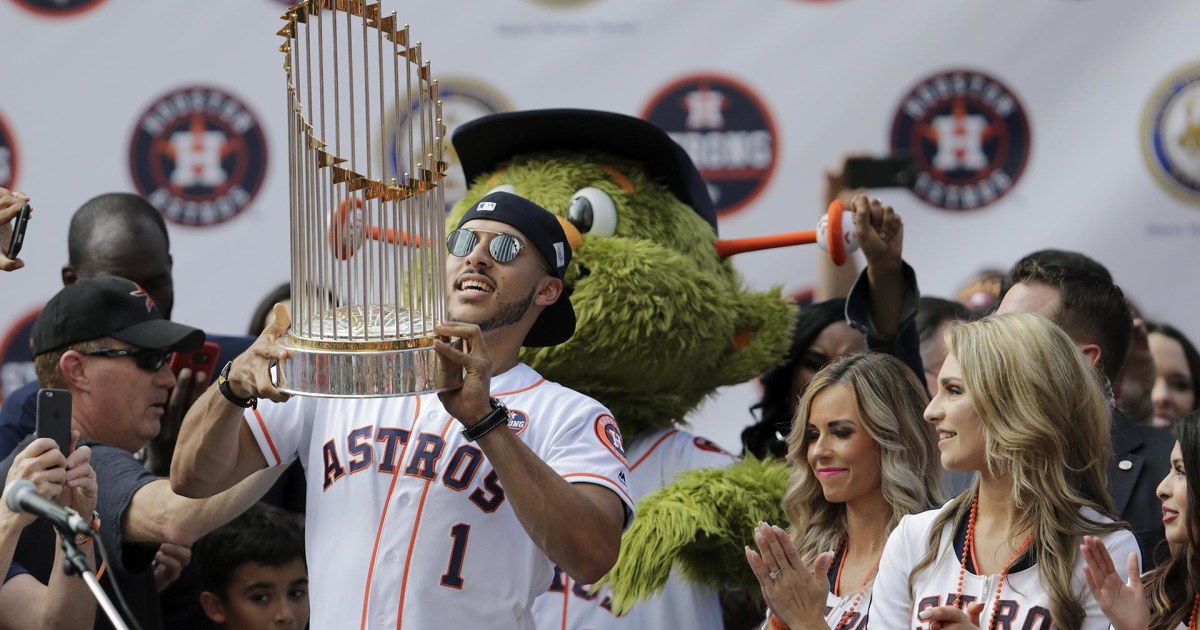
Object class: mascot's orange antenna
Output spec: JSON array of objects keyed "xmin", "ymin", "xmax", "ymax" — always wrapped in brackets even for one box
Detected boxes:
[{"xmin": 713, "ymin": 199, "xmax": 859, "ymax": 265}]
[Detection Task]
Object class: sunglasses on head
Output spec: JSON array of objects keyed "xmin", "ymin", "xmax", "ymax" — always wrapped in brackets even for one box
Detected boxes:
[
  {"xmin": 83, "ymin": 347, "xmax": 173, "ymax": 372},
  {"xmin": 446, "ymin": 228, "xmax": 530, "ymax": 265}
]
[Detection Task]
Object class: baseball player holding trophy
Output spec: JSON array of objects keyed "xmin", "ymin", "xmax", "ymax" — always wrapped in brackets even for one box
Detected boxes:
[{"xmin": 169, "ymin": 4, "xmax": 631, "ymax": 628}]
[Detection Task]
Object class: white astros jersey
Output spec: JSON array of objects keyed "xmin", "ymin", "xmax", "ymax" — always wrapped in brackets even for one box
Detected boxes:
[
  {"xmin": 245, "ymin": 363, "xmax": 634, "ymax": 630},
  {"xmin": 868, "ymin": 503, "xmax": 1139, "ymax": 629},
  {"xmin": 532, "ymin": 427, "xmax": 735, "ymax": 630},
  {"xmin": 821, "ymin": 558, "xmax": 874, "ymax": 629},
  {"xmin": 762, "ymin": 587, "xmax": 873, "ymax": 630}
]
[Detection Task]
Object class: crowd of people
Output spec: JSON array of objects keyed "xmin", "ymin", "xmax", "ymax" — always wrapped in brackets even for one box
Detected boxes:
[{"xmin": 0, "ymin": 162, "xmax": 1196, "ymax": 630}]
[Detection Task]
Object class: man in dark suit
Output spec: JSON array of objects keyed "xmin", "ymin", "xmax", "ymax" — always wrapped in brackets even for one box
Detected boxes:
[{"xmin": 996, "ymin": 250, "xmax": 1173, "ymax": 570}]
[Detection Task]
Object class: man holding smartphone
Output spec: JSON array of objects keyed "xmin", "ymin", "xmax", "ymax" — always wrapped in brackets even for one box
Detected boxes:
[
  {"xmin": 0, "ymin": 186, "xmax": 30, "ymax": 272},
  {"xmin": 0, "ymin": 276, "xmax": 283, "ymax": 630},
  {"xmin": 0, "ymin": 192, "xmax": 256, "ymax": 469}
]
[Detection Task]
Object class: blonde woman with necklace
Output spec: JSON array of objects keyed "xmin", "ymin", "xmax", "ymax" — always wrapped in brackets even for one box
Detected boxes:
[
  {"xmin": 870, "ymin": 313, "xmax": 1139, "ymax": 629},
  {"xmin": 746, "ymin": 352, "xmax": 942, "ymax": 629}
]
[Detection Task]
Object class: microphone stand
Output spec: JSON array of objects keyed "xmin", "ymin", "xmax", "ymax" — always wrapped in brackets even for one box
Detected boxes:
[{"xmin": 58, "ymin": 528, "xmax": 130, "ymax": 630}]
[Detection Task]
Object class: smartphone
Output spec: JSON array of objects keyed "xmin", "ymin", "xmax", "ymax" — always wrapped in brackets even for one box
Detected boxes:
[
  {"xmin": 6, "ymin": 203, "xmax": 31, "ymax": 258},
  {"xmin": 843, "ymin": 153, "xmax": 920, "ymax": 190},
  {"xmin": 35, "ymin": 388, "xmax": 72, "ymax": 456},
  {"xmin": 169, "ymin": 340, "xmax": 221, "ymax": 383}
]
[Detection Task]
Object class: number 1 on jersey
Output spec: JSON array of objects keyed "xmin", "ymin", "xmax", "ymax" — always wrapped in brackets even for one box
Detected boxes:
[{"xmin": 440, "ymin": 523, "xmax": 470, "ymax": 589}]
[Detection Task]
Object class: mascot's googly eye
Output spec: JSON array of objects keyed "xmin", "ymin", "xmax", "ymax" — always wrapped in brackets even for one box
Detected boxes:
[
  {"xmin": 567, "ymin": 187, "xmax": 617, "ymax": 237},
  {"xmin": 486, "ymin": 183, "xmax": 516, "ymax": 196}
]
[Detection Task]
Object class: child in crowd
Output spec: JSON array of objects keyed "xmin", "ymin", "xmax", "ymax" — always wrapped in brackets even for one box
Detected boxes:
[{"xmin": 195, "ymin": 503, "xmax": 309, "ymax": 629}]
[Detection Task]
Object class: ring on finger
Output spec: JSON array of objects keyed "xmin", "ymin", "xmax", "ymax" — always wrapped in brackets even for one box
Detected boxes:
[{"xmin": 769, "ymin": 569, "xmax": 780, "ymax": 580}]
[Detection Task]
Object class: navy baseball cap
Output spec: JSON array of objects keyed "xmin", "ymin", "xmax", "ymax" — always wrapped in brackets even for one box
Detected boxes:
[
  {"xmin": 31, "ymin": 276, "xmax": 205, "ymax": 355},
  {"xmin": 452, "ymin": 108, "xmax": 718, "ymax": 232},
  {"xmin": 455, "ymin": 191, "xmax": 575, "ymax": 347}
]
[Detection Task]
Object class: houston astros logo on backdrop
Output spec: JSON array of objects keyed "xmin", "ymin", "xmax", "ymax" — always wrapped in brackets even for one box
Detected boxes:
[
  {"xmin": 642, "ymin": 73, "xmax": 778, "ymax": 217},
  {"xmin": 891, "ymin": 70, "xmax": 1031, "ymax": 211},
  {"xmin": 11, "ymin": 0, "xmax": 105, "ymax": 17},
  {"xmin": 0, "ymin": 307, "xmax": 41, "ymax": 406},
  {"xmin": 1142, "ymin": 62, "xmax": 1200, "ymax": 206},
  {"xmin": 386, "ymin": 78, "xmax": 512, "ymax": 213},
  {"xmin": 0, "ymin": 109, "xmax": 17, "ymax": 190},
  {"xmin": 129, "ymin": 86, "xmax": 268, "ymax": 226}
]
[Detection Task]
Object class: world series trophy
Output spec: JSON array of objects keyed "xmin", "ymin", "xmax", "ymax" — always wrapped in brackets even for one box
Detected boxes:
[{"xmin": 275, "ymin": 0, "xmax": 461, "ymax": 397}]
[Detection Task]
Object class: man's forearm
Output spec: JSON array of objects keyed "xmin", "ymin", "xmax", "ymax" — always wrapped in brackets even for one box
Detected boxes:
[
  {"xmin": 475, "ymin": 428, "xmax": 623, "ymax": 584},
  {"xmin": 129, "ymin": 468, "xmax": 283, "ymax": 546},
  {"xmin": 0, "ymin": 516, "xmax": 21, "ymax": 597},
  {"xmin": 40, "ymin": 536, "xmax": 97, "ymax": 630},
  {"xmin": 171, "ymin": 386, "xmax": 256, "ymax": 497}
]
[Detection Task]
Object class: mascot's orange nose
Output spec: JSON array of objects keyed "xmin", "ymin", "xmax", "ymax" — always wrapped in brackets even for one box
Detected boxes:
[
  {"xmin": 558, "ymin": 216, "xmax": 583, "ymax": 252},
  {"xmin": 713, "ymin": 199, "xmax": 857, "ymax": 265}
]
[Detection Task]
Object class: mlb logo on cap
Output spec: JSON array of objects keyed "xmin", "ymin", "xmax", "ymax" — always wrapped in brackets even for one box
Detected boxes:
[{"xmin": 476, "ymin": 201, "xmax": 497, "ymax": 212}]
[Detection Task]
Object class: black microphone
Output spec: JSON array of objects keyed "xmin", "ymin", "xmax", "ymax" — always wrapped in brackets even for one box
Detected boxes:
[{"xmin": 2, "ymin": 479, "xmax": 94, "ymax": 536}]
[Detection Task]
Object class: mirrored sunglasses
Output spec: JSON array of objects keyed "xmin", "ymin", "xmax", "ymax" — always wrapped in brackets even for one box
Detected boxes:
[{"xmin": 446, "ymin": 228, "xmax": 526, "ymax": 264}]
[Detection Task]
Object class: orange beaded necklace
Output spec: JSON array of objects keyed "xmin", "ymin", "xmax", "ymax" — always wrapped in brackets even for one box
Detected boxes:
[
  {"xmin": 1188, "ymin": 593, "xmax": 1199, "ymax": 630},
  {"xmin": 832, "ymin": 539, "xmax": 881, "ymax": 630},
  {"xmin": 954, "ymin": 494, "xmax": 1035, "ymax": 630}
]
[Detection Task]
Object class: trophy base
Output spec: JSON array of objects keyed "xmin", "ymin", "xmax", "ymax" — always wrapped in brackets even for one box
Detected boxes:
[{"xmin": 275, "ymin": 336, "xmax": 463, "ymax": 398}]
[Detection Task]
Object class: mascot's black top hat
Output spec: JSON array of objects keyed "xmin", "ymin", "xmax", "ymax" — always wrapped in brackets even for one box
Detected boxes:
[{"xmin": 452, "ymin": 109, "xmax": 718, "ymax": 232}]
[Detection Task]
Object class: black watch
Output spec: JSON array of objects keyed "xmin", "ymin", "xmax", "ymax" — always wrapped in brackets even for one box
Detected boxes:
[
  {"xmin": 461, "ymin": 398, "xmax": 510, "ymax": 442},
  {"xmin": 217, "ymin": 361, "xmax": 257, "ymax": 409}
]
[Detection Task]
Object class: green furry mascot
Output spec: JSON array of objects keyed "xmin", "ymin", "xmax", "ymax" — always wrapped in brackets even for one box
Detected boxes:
[{"xmin": 447, "ymin": 110, "xmax": 795, "ymax": 629}]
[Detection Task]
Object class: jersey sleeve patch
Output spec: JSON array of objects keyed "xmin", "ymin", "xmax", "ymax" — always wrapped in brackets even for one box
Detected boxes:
[
  {"xmin": 594, "ymin": 415, "xmax": 627, "ymax": 465},
  {"xmin": 507, "ymin": 409, "xmax": 530, "ymax": 437}
]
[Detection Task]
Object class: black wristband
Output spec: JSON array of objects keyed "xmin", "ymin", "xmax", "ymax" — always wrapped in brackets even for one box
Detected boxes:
[
  {"xmin": 461, "ymin": 398, "xmax": 509, "ymax": 442},
  {"xmin": 217, "ymin": 361, "xmax": 257, "ymax": 409}
]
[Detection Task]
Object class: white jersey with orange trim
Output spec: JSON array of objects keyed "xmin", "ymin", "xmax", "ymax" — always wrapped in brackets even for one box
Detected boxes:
[
  {"xmin": 762, "ymin": 587, "xmax": 873, "ymax": 630},
  {"xmin": 245, "ymin": 363, "xmax": 634, "ymax": 630},
  {"xmin": 868, "ymin": 503, "xmax": 1139, "ymax": 629},
  {"xmin": 532, "ymin": 427, "xmax": 735, "ymax": 630},
  {"xmin": 821, "ymin": 566, "xmax": 873, "ymax": 629}
]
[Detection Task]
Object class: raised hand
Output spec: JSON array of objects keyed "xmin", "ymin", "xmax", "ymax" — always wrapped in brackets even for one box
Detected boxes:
[
  {"xmin": 59, "ymin": 431, "xmax": 97, "ymax": 519},
  {"xmin": 745, "ymin": 522, "xmax": 831, "ymax": 629},
  {"xmin": 3, "ymin": 438, "xmax": 68, "ymax": 528},
  {"xmin": 227, "ymin": 303, "xmax": 294, "ymax": 404},
  {"xmin": 0, "ymin": 187, "xmax": 30, "ymax": 272},
  {"xmin": 850, "ymin": 194, "xmax": 904, "ymax": 269},
  {"xmin": 1081, "ymin": 535, "xmax": 1149, "ymax": 630},
  {"xmin": 434, "ymin": 322, "xmax": 494, "ymax": 426}
]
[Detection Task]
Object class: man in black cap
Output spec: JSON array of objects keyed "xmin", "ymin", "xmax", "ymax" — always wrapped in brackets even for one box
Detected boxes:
[
  {"xmin": 0, "ymin": 192, "xmax": 255, "ymax": 469},
  {"xmin": 171, "ymin": 192, "xmax": 632, "ymax": 629},
  {"xmin": 0, "ymin": 276, "xmax": 281, "ymax": 630}
]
